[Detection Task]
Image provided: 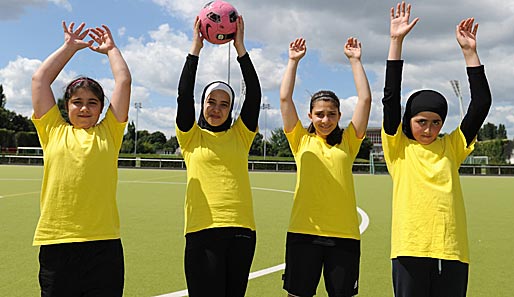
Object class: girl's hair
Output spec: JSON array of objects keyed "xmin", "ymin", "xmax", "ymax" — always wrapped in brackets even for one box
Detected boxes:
[
  {"xmin": 307, "ymin": 90, "xmax": 343, "ymax": 146},
  {"xmin": 64, "ymin": 77, "xmax": 105, "ymax": 110}
]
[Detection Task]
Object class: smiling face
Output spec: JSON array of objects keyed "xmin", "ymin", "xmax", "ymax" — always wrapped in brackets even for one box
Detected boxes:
[
  {"xmin": 308, "ymin": 99, "xmax": 341, "ymax": 139},
  {"xmin": 203, "ymin": 89, "xmax": 231, "ymax": 127},
  {"xmin": 410, "ymin": 111, "xmax": 443, "ymax": 145},
  {"xmin": 66, "ymin": 88, "xmax": 103, "ymax": 129}
]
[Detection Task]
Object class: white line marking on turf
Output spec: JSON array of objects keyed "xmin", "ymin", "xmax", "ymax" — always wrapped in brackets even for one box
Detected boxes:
[
  {"xmin": 0, "ymin": 191, "xmax": 40, "ymax": 199},
  {"xmin": 154, "ymin": 186, "xmax": 370, "ymax": 297}
]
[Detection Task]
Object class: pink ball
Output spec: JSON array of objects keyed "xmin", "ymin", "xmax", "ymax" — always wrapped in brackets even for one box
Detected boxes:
[{"xmin": 199, "ymin": 1, "xmax": 238, "ymax": 45}]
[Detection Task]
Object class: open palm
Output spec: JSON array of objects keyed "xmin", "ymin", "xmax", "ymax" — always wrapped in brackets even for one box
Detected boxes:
[
  {"xmin": 456, "ymin": 18, "xmax": 478, "ymax": 51},
  {"xmin": 390, "ymin": 2, "xmax": 418, "ymax": 39},
  {"xmin": 62, "ymin": 21, "xmax": 92, "ymax": 50},
  {"xmin": 289, "ymin": 38, "xmax": 306, "ymax": 61}
]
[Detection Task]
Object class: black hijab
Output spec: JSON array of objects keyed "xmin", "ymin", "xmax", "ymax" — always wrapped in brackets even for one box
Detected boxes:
[{"xmin": 402, "ymin": 90, "xmax": 448, "ymax": 140}]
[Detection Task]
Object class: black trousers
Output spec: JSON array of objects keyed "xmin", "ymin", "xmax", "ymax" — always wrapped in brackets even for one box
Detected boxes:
[
  {"xmin": 39, "ymin": 239, "xmax": 124, "ymax": 297},
  {"xmin": 392, "ymin": 256, "xmax": 469, "ymax": 297},
  {"xmin": 184, "ymin": 227, "xmax": 256, "ymax": 297}
]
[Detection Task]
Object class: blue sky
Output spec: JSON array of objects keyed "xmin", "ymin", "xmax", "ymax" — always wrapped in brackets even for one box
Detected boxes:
[{"xmin": 1, "ymin": 0, "xmax": 514, "ymax": 139}]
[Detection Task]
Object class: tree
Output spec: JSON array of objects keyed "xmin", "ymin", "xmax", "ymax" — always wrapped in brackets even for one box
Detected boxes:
[
  {"xmin": 268, "ymin": 128, "xmax": 292, "ymax": 157},
  {"xmin": 478, "ymin": 122, "xmax": 509, "ymax": 141},
  {"xmin": 0, "ymin": 84, "xmax": 6, "ymax": 109},
  {"xmin": 163, "ymin": 136, "xmax": 179, "ymax": 154},
  {"xmin": 498, "ymin": 124, "xmax": 508, "ymax": 140},
  {"xmin": 249, "ymin": 132, "xmax": 263, "ymax": 156},
  {"xmin": 357, "ymin": 137, "xmax": 373, "ymax": 160},
  {"xmin": 57, "ymin": 98, "xmax": 69, "ymax": 123},
  {"xmin": 472, "ymin": 139, "xmax": 509, "ymax": 164},
  {"xmin": 15, "ymin": 132, "xmax": 40, "ymax": 147}
]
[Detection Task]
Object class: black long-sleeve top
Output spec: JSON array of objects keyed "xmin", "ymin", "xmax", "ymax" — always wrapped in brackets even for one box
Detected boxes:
[
  {"xmin": 382, "ymin": 60, "xmax": 492, "ymax": 146},
  {"xmin": 176, "ymin": 52, "xmax": 262, "ymax": 133}
]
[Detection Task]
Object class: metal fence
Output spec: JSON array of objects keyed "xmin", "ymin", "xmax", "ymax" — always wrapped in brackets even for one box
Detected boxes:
[{"xmin": 1, "ymin": 155, "xmax": 514, "ymax": 176}]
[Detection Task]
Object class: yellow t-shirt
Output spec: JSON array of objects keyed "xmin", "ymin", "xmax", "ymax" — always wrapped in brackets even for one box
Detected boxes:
[
  {"xmin": 176, "ymin": 118, "xmax": 257, "ymax": 234},
  {"xmin": 32, "ymin": 105, "xmax": 126, "ymax": 246},
  {"xmin": 382, "ymin": 124, "xmax": 475, "ymax": 263},
  {"xmin": 285, "ymin": 120, "xmax": 363, "ymax": 239}
]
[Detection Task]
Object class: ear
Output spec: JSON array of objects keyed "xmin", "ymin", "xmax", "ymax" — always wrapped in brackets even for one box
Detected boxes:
[{"xmin": 308, "ymin": 112, "xmax": 312, "ymax": 121}]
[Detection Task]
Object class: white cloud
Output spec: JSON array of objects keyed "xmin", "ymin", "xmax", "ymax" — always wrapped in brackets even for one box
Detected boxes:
[
  {"xmin": 48, "ymin": 0, "xmax": 71, "ymax": 11},
  {"xmin": 4, "ymin": 0, "xmax": 513, "ymax": 139},
  {"xmin": 0, "ymin": 0, "xmax": 71, "ymax": 19},
  {"xmin": 0, "ymin": 57, "xmax": 41, "ymax": 116}
]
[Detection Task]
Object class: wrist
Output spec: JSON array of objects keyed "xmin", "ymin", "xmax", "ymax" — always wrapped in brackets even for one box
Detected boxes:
[{"xmin": 348, "ymin": 57, "xmax": 362, "ymax": 64}]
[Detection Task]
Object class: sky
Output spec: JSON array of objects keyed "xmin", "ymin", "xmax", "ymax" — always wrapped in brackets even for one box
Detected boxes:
[{"xmin": 1, "ymin": 0, "xmax": 514, "ymax": 140}]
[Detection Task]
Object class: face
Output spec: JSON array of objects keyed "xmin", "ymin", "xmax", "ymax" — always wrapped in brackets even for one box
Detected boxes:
[
  {"xmin": 410, "ymin": 111, "xmax": 443, "ymax": 145},
  {"xmin": 308, "ymin": 100, "xmax": 341, "ymax": 139},
  {"xmin": 203, "ymin": 90, "xmax": 231, "ymax": 127},
  {"xmin": 67, "ymin": 88, "xmax": 103, "ymax": 129}
]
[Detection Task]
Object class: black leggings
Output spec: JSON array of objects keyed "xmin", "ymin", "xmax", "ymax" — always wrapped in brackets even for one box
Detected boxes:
[
  {"xmin": 184, "ymin": 227, "xmax": 256, "ymax": 297},
  {"xmin": 392, "ymin": 256, "xmax": 469, "ymax": 297}
]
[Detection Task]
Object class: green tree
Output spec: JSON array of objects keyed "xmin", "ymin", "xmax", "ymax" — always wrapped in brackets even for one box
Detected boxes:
[
  {"xmin": 268, "ymin": 128, "xmax": 292, "ymax": 157},
  {"xmin": 57, "ymin": 98, "xmax": 69, "ymax": 123},
  {"xmin": 498, "ymin": 124, "xmax": 508, "ymax": 139},
  {"xmin": 472, "ymin": 139, "xmax": 509, "ymax": 164},
  {"xmin": 0, "ymin": 128, "xmax": 15, "ymax": 148},
  {"xmin": 0, "ymin": 84, "xmax": 6, "ymax": 109},
  {"xmin": 357, "ymin": 137, "xmax": 373, "ymax": 160},
  {"xmin": 148, "ymin": 131, "xmax": 167, "ymax": 146},
  {"xmin": 163, "ymin": 136, "xmax": 179, "ymax": 154},
  {"xmin": 250, "ymin": 132, "xmax": 263, "ymax": 156},
  {"xmin": 478, "ymin": 122, "xmax": 497, "ymax": 141},
  {"xmin": 15, "ymin": 132, "xmax": 40, "ymax": 147}
]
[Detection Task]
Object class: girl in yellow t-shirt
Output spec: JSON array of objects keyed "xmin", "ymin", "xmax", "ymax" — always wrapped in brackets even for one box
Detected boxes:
[
  {"xmin": 279, "ymin": 37, "xmax": 371, "ymax": 297},
  {"xmin": 32, "ymin": 21, "xmax": 131, "ymax": 296},
  {"xmin": 381, "ymin": 3, "xmax": 492, "ymax": 296},
  {"xmin": 175, "ymin": 16, "xmax": 261, "ymax": 297}
]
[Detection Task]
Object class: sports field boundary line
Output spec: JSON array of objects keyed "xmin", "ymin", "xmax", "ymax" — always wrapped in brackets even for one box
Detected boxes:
[{"xmin": 154, "ymin": 186, "xmax": 370, "ymax": 297}]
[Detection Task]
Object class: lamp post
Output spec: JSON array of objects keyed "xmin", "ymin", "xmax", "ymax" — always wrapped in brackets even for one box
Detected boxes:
[
  {"xmin": 261, "ymin": 103, "xmax": 271, "ymax": 159},
  {"xmin": 134, "ymin": 102, "xmax": 142, "ymax": 155},
  {"xmin": 450, "ymin": 80, "xmax": 464, "ymax": 120}
]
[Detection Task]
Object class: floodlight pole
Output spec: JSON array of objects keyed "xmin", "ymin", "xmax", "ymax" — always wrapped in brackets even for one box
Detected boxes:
[
  {"xmin": 134, "ymin": 102, "xmax": 142, "ymax": 155},
  {"xmin": 450, "ymin": 80, "xmax": 464, "ymax": 120},
  {"xmin": 227, "ymin": 44, "xmax": 231, "ymax": 85},
  {"xmin": 261, "ymin": 103, "xmax": 271, "ymax": 159}
]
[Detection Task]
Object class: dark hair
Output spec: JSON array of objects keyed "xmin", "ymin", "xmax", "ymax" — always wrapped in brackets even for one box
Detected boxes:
[
  {"xmin": 64, "ymin": 77, "xmax": 105, "ymax": 111},
  {"xmin": 307, "ymin": 90, "xmax": 343, "ymax": 146}
]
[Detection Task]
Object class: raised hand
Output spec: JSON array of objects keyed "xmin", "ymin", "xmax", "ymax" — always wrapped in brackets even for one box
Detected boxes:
[
  {"xmin": 288, "ymin": 38, "xmax": 306, "ymax": 61},
  {"xmin": 191, "ymin": 16, "xmax": 204, "ymax": 56},
  {"xmin": 233, "ymin": 15, "xmax": 247, "ymax": 56},
  {"xmin": 456, "ymin": 18, "xmax": 478, "ymax": 52},
  {"xmin": 89, "ymin": 25, "xmax": 116, "ymax": 54},
  {"xmin": 62, "ymin": 21, "xmax": 93, "ymax": 51},
  {"xmin": 456, "ymin": 17, "xmax": 481, "ymax": 66},
  {"xmin": 344, "ymin": 37, "xmax": 362, "ymax": 60},
  {"xmin": 390, "ymin": 1, "xmax": 419, "ymax": 40}
]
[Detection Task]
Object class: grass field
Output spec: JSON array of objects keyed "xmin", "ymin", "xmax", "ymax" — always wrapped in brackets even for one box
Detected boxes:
[{"xmin": 1, "ymin": 165, "xmax": 513, "ymax": 296}]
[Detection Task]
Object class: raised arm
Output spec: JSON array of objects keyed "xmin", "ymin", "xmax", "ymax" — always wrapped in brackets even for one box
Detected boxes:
[
  {"xmin": 346, "ymin": 38, "xmax": 371, "ymax": 139},
  {"xmin": 176, "ymin": 17, "xmax": 203, "ymax": 132},
  {"xmin": 280, "ymin": 38, "xmax": 305, "ymax": 133},
  {"xmin": 234, "ymin": 16, "xmax": 262, "ymax": 132},
  {"xmin": 388, "ymin": 1, "xmax": 419, "ymax": 60},
  {"xmin": 456, "ymin": 18, "xmax": 492, "ymax": 146},
  {"xmin": 89, "ymin": 25, "xmax": 131, "ymax": 122},
  {"xmin": 382, "ymin": 2, "xmax": 418, "ymax": 135},
  {"xmin": 32, "ymin": 21, "xmax": 92, "ymax": 119}
]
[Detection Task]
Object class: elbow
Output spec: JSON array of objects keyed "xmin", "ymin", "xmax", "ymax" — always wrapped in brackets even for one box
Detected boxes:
[{"xmin": 31, "ymin": 71, "xmax": 46, "ymax": 87}]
